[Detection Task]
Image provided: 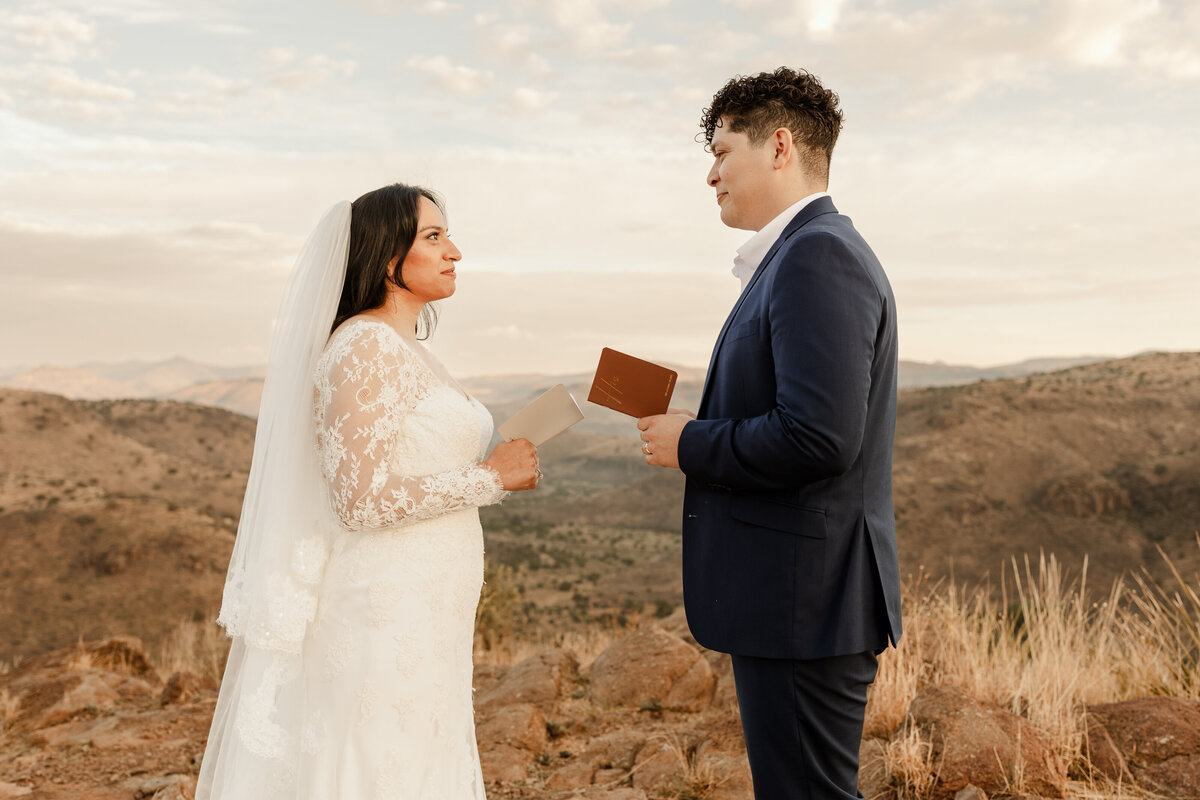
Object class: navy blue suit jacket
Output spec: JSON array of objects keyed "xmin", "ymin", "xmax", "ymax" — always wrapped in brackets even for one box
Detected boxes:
[{"xmin": 677, "ymin": 196, "xmax": 902, "ymax": 660}]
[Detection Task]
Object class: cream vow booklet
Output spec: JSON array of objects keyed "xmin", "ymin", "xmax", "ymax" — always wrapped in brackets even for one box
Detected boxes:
[{"xmin": 498, "ymin": 384, "xmax": 585, "ymax": 446}]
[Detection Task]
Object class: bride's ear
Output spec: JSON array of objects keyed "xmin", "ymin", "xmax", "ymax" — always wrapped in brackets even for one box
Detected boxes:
[{"xmin": 386, "ymin": 255, "xmax": 400, "ymax": 280}]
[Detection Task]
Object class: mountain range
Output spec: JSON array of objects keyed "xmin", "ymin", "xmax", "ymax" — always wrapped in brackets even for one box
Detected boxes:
[
  {"xmin": 0, "ymin": 354, "xmax": 1112, "ymax": 420},
  {"xmin": 1, "ymin": 351, "xmax": 1196, "ymax": 663}
]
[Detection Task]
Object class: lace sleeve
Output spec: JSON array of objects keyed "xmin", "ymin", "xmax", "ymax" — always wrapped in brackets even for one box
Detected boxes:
[{"xmin": 314, "ymin": 324, "xmax": 507, "ymax": 531}]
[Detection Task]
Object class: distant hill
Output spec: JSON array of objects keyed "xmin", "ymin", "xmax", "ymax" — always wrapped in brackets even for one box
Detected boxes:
[
  {"xmin": 896, "ymin": 356, "xmax": 1111, "ymax": 387},
  {"xmin": 1, "ymin": 352, "xmax": 1196, "ymax": 662},
  {"xmin": 0, "ymin": 392, "xmax": 254, "ymax": 660},
  {"xmin": 489, "ymin": 352, "xmax": 1200, "ymax": 594},
  {"xmin": 0, "ymin": 358, "xmax": 263, "ymax": 402},
  {"xmin": 0, "ymin": 355, "xmax": 1112, "ymax": 418}
]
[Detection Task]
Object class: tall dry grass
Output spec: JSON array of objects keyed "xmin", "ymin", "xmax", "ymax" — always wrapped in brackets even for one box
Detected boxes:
[
  {"xmin": 155, "ymin": 615, "xmax": 231, "ymax": 685},
  {"xmin": 868, "ymin": 540, "xmax": 1200, "ymax": 796}
]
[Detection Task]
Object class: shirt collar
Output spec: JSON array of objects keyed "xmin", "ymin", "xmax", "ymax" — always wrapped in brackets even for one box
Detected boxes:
[{"xmin": 731, "ymin": 191, "xmax": 830, "ymax": 289}]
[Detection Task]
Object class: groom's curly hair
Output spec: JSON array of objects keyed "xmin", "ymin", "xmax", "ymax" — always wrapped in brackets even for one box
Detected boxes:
[{"xmin": 701, "ymin": 67, "xmax": 843, "ymax": 179}]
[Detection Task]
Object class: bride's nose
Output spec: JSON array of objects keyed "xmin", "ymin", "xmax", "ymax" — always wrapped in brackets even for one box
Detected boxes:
[{"xmin": 447, "ymin": 242, "xmax": 462, "ymax": 261}]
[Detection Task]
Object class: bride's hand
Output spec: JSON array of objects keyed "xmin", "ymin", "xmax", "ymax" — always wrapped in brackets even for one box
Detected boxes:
[{"xmin": 483, "ymin": 438, "xmax": 541, "ymax": 491}]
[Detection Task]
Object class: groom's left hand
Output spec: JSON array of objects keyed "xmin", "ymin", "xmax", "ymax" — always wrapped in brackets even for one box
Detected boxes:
[{"xmin": 637, "ymin": 410, "xmax": 694, "ymax": 470}]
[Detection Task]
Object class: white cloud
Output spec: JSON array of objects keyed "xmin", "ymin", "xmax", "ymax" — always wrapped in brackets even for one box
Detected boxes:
[
  {"xmin": 507, "ymin": 86, "xmax": 557, "ymax": 111},
  {"xmin": 60, "ymin": 0, "xmax": 181, "ymax": 25},
  {"xmin": 263, "ymin": 46, "xmax": 298, "ymax": 67},
  {"xmin": 1052, "ymin": 0, "xmax": 1159, "ymax": 67},
  {"xmin": 145, "ymin": 67, "xmax": 252, "ymax": 117},
  {"xmin": 807, "ymin": 0, "xmax": 843, "ymax": 34},
  {"xmin": 264, "ymin": 51, "xmax": 358, "ymax": 90},
  {"xmin": 342, "ymin": 0, "xmax": 458, "ymax": 15},
  {"xmin": 0, "ymin": 7, "xmax": 95, "ymax": 62},
  {"xmin": 1141, "ymin": 47, "xmax": 1200, "ymax": 79},
  {"xmin": 606, "ymin": 43, "xmax": 681, "ymax": 67},
  {"xmin": 0, "ymin": 63, "xmax": 134, "ymax": 122},
  {"xmin": 542, "ymin": 0, "xmax": 632, "ymax": 53},
  {"xmin": 0, "ymin": 0, "xmax": 1196, "ymax": 372},
  {"xmin": 404, "ymin": 55, "xmax": 493, "ymax": 95},
  {"xmin": 200, "ymin": 22, "xmax": 253, "ymax": 36}
]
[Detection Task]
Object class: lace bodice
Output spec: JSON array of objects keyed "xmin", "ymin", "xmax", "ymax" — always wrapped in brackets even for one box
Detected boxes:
[{"xmin": 313, "ymin": 319, "xmax": 506, "ymax": 531}]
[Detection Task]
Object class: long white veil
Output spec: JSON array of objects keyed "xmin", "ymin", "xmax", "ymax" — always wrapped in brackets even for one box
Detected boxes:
[{"xmin": 197, "ymin": 201, "xmax": 351, "ymax": 799}]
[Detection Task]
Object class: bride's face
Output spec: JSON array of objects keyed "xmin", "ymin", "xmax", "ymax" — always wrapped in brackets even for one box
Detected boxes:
[{"xmin": 396, "ymin": 196, "xmax": 461, "ymax": 303}]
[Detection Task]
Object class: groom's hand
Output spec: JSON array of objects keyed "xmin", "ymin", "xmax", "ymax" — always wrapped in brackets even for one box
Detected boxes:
[{"xmin": 637, "ymin": 410, "xmax": 694, "ymax": 470}]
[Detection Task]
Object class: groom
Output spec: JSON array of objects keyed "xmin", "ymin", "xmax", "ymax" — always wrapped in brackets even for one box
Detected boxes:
[{"xmin": 638, "ymin": 67, "xmax": 902, "ymax": 799}]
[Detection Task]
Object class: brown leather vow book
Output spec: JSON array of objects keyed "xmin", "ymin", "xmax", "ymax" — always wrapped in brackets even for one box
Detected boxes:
[{"xmin": 587, "ymin": 347, "xmax": 677, "ymax": 418}]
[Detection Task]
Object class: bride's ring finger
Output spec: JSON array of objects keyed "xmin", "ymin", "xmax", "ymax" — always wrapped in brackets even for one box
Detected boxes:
[{"xmin": 642, "ymin": 442, "xmax": 652, "ymax": 455}]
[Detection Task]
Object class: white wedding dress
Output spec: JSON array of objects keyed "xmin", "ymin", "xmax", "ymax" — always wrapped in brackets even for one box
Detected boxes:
[{"xmin": 299, "ymin": 318, "xmax": 507, "ymax": 798}]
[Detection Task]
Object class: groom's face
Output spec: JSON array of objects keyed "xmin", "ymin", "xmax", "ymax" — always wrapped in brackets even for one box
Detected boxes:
[{"xmin": 707, "ymin": 117, "xmax": 776, "ymax": 232}]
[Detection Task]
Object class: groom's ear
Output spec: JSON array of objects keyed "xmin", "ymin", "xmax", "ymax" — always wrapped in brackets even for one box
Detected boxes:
[{"xmin": 770, "ymin": 127, "xmax": 795, "ymax": 170}]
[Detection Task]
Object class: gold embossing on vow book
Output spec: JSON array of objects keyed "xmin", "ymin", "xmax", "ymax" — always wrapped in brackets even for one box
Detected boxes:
[
  {"xmin": 498, "ymin": 384, "xmax": 585, "ymax": 446},
  {"xmin": 587, "ymin": 347, "xmax": 677, "ymax": 418}
]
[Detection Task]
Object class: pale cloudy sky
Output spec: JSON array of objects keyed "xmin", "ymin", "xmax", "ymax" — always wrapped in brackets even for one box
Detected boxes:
[{"xmin": 2, "ymin": 0, "xmax": 1197, "ymax": 378}]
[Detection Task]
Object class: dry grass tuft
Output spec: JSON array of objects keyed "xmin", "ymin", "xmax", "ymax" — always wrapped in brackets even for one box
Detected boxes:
[
  {"xmin": 155, "ymin": 615, "xmax": 230, "ymax": 684},
  {"xmin": 65, "ymin": 638, "xmax": 94, "ymax": 672},
  {"xmin": 865, "ymin": 539, "xmax": 1200, "ymax": 797},
  {"xmin": 883, "ymin": 722, "xmax": 936, "ymax": 799},
  {"xmin": 0, "ymin": 688, "xmax": 21, "ymax": 734}
]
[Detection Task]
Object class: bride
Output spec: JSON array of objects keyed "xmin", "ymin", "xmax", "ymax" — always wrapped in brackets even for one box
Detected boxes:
[{"xmin": 197, "ymin": 183, "xmax": 540, "ymax": 799}]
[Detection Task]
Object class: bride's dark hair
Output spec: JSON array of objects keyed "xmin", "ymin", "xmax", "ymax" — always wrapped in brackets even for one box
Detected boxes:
[{"xmin": 332, "ymin": 182, "xmax": 443, "ymax": 339}]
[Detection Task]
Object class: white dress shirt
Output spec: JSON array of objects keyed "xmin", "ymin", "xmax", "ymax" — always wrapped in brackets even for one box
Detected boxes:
[{"xmin": 731, "ymin": 192, "xmax": 830, "ymax": 290}]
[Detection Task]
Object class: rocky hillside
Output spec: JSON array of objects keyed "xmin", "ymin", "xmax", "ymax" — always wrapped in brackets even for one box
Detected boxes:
[
  {"xmin": 4, "ymin": 616, "xmax": 1198, "ymax": 800},
  {"xmin": 496, "ymin": 351, "xmax": 1200, "ymax": 593},
  {"xmin": 891, "ymin": 351, "xmax": 1200, "ymax": 591},
  {"xmin": 0, "ymin": 393, "xmax": 252, "ymax": 660},
  {"xmin": 2, "ymin": 352, "xmax": 1198, "ymax": 662}
]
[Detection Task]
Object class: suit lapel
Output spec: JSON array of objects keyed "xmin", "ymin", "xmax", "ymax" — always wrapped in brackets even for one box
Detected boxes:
[{"xmin": 697, "ymin": 197, "xmax": 839, "ymax": 413}]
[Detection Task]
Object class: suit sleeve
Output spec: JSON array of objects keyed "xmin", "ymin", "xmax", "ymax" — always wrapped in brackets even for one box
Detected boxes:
[{"xmin": 677, "ymin": 231, "xmax": 882, "ymax": 491}]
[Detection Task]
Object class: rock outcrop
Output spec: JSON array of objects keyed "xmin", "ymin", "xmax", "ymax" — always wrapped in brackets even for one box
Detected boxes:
[
  {"xmin": 907, "ymin": 685, "xmax": 1067, "ymax": 799},
  {"xmin": 588, "ymin": 629, "xmax": 715, "ymax": 713},
  {"xmin": 8, "ymin": 634, "xmax": 1200, "ymax": 800},
  {"xmin": 1085, "ymin": 696, "xmax": 1200, "ymax": 798}
]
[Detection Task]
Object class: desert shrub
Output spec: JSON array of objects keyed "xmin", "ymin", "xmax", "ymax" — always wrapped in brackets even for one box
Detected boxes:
[{"xmin": 475, "ymin": 562, "xmax": 523, "ymax": 651}]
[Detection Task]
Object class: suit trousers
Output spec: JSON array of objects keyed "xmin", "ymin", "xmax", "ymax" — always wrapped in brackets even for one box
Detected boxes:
[{"xmin": 730, "ymin": 650, "xmax": 879, "ymax": 800}]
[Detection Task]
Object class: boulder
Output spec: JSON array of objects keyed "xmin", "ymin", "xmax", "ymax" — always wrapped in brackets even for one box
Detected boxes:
[
  {"xmin": 85, "ymin": 636, "xmax": 159, "ymax": 681},
  {"xmin": 578, "ymin": 729, "xmax": 648, "ymax": 771},
  {"xmin": 127, "ymin": 774, "xmax": 195, "ymax": 800},
  {"xmin": 593, "ymin": 768, "xmax": 630, "ymax": 786},
  {"xmin": 0, "ymin": 782, "xmax": 32, "ymax": 799},
  {"xmin": 476, "ymin": 703, "xmax": 548, "ymax": 753},
  {"xmin": 1085, "ymin": 696, "xmax": 1200, "ymax": 798},
  {"xmin": 579, "ymin": 789, "xmax": 647, "ymax": 800},
  {"xmin": 589, "ymin": 629, "xmax": 715, "ymax": 712},
  {"xmin": 704, "ymin": 650, "xmax": 739, "ymax": 710},
  {"xmin": 472, "ymin": 664, "xmax": 505, "ymax": 697},
  {"xmin": 545, "ymin": 758, "xmax": 597, "ymax": 790},
  {"xmin": 478, "ymin": 743, "xmax": 530, "ymax": 784},
  {"xmin": 160, "ymin": 671, "xmax": 215, "ymax": 706},
  {"xmin": 859, "ymin": 738, "xmax": 891, "ymax": 800},
  {"xmin": 954, "ymin": 787, "xmax": 988, "ymax": 800},
  {"xmin": 475, "ymin": 649, "xmax": 578, "ymax": 714},
  {"xmin": 700, "ymin": 751, "xmax": 754, "ymax": 800},
  {"xmin": 908, "ymin": 685, "xmax": 1066, "ymax": 799},
  {"xmin": 631, "ymin": 740, "xmax": 685, "ymax": 791},
  {"xmin": 29, "ymin": 715, "xmax": 122, "ymax": 748},
  {"xmin": 38, "ymin": 672, "xmax": 122, "ymax": 726},
  {"xmin": 654, "ymin": 606, "xmax": 700, "ymax": 648}
]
